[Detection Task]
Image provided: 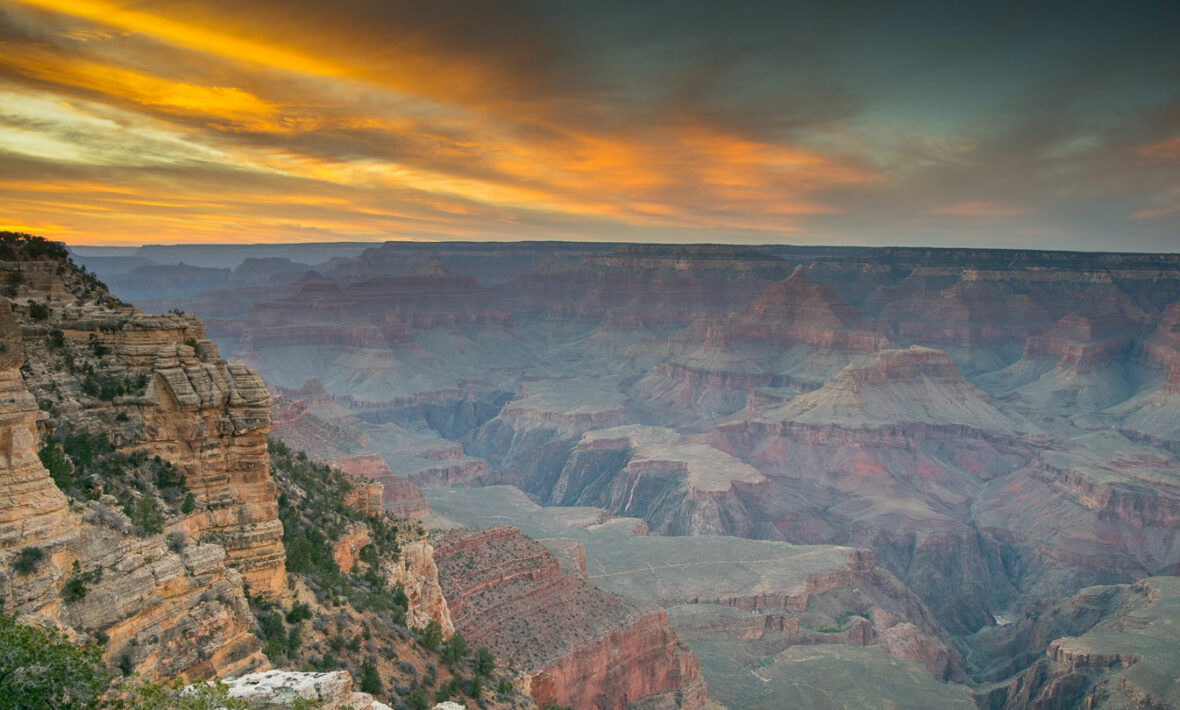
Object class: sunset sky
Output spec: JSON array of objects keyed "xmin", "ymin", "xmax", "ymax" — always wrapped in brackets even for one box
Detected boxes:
[{"xmin": 0, "ymin": 0, "xmax": 1177, "ymax": 249}]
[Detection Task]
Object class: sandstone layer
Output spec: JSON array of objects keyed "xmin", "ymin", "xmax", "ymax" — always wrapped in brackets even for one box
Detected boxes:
[{"xmin": 433, "ymin": 527, "xmax": 705, "ymax": 710}]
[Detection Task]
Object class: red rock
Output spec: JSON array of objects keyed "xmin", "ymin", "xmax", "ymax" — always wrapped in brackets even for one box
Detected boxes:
[{"xmin": 433, "ymin": 527, "xmax": 705, "ymax": 710}]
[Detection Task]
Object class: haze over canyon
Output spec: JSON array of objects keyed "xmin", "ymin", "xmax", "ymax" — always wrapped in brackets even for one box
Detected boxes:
[{"xmin": 62, "ymin": 239, "xmax": 1180, "ymax": 709}]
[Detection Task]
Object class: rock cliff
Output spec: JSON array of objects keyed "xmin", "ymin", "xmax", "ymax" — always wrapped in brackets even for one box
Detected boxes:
[
  {"xmin": 0, "ymin": 255, "xmax": 266, "ymax": 681},
  {"xmin": 13, "ymin": 261, "xmax": 288, "ymax": 600},
  {"xmin": 433, "ymin": 527, "xmax": 705, "ymax": 710},
  {"xmin": 76, "ymin": 238, "xmax": 1180, "ymax": 708},
  {"xmin": 978, "ymin": 577, "xmax": 1180, "ymax": 709}
]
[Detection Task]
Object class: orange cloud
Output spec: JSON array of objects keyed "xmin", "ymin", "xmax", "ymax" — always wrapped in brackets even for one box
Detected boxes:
[
  {"xmin": 0, "ymin": 53, "xmax": 282, "ymax": 130},
  {"xmin": 1130, "ymin": 205, "xmax": 1180, "ymax": 220},
  {"xmin": 2, "ymin": 0, "xmax": 877, "ymax": 244},
  {"xmin": 14, "ymin": 0, "xmax": 345, "ymax": 77},
  {"xmin": 1137, "ymin": 136, "xmax": 1180, "ymax": 161}
]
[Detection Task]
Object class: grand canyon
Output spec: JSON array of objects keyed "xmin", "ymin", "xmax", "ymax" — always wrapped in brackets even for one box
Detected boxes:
[
  {"xmin": 2, "ymin": 237, "xmax": 1158, "ymax": 709},
  {"xmin": 3, "ymin": 0, "xmax": 1176, "ymax": 706}
]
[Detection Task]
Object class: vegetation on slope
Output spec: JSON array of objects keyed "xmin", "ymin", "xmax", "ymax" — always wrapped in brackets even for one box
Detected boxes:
[
  {"xmin": 0, "ymin": 233, "xmax": 533, "ymax": 709},
  {"xmin": 264, "ymin": 438, "xmax": 527, "ymax": 709},
  {"xmin": 0, "ymin": 613, "xmax": 253, "ymax": 709}
]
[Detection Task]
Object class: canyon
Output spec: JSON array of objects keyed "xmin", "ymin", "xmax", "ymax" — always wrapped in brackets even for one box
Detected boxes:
[
  {"xmin": 65, "ymin": 240, "xmax": 1180, "ymax": 708},
  {"xmin": 0, "ymin": 235, "xmax": 531, "ymax": 710}
]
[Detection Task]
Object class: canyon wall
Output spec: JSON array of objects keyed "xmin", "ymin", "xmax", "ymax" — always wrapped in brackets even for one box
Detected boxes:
[
  {"xmin": 0, "ymin": 295, "xmax": 267, "ymax": 681},
  {"xmin": 433, "ymin": 527, "xmax": 706, "ymax": 710},
  {"xmin": 84, "ymin": 239, "xmax": 1180, "ymax": 708}
]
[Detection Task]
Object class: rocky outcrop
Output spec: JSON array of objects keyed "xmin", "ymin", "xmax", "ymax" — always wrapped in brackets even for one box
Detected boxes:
[
  {"xmin": 222, "ymin": 670, "xmax": 393, "ymax": 709},
  {"xmin": 0, "ymin": 291, "xmax": 266, "ymax": 682},
  {"xmin": 65, "ymin": 514, "xmax": 267, "ymax": 682},
  {"xmin": 1141, "ymin": 304, "xmax": 1180, "ymax": 390},
  {"xmin": 980, "ymin": 577, "xmax": 1180, "ymax": 710},
  {"xmin": 331, "ymin": 523, "xmax": 371, "ymax": 573},
  {"xmin": 1024, "ymin": 446, "xmax": 1180, "ymax": 529},
  {"xmin": 524, "ymin": 610, "xmax": 706, "ymax": 710},
  {"xmin": 544, "ymin": 426, "xmax": 768, "ymax": 537},
  {"xmin": 25, "ymin": 292, "xmax": 290, "ymax": 600},
  {"xmin": 384, "ymin": 538, "xmax": 453, "ymax": 635},
  {"xmin": 706, "ymin": 267, "xmax": 891, "ymax": 352},
  {"xmin": 433, "ymin": 527, "xmax": 705, "ymax": 710},
  {"xmin": 133, "ymin": 339, "xmax": 286, "ymax": 598},
  {"xmin": 332, "ymin": 454, "xmax": 427, "ymax": 518},
  {"xmin": 878, "ymin": 267, "xmax": 1148, "ymax": 361},
  {"xmin": 0, "ymin": 301, "xmax": 78, "ymax": 560},
  {"xmin": 501, "ymin": 244, "xmax": 785, "ymax": 325}
]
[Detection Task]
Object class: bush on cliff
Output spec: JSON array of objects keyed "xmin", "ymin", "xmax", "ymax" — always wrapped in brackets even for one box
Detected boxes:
[
  {"xmin": 0, "ymin": 613, "xmax": 260, "ymax": 709},
  {"xmin": 0, "ymin": 613, "xmax": 108, "ymax": 708},
  {"xmin": 11, "ymin": 547, "xmax": 45, "ymax": 576}
]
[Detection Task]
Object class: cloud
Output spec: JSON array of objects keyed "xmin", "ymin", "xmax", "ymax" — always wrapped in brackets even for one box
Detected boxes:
[
  {"xmin": 1138, "ymin": 136, "xmax": 1180, "ymax": 161},
  {"xmin": 0, "ymin": 0, "xmax": 1177, "ymax": 249}
]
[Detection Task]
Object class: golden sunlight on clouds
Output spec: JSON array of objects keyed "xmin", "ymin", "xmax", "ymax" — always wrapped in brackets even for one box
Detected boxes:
[
  {"xmin": 0, "ymin": 0, "xmax": 894, "ymax": 244},
  {"xmin": 0, "ymin": 54, "xmax": 280, "ymax": 130},
  {"xmin": 14, "ymin": 0, "xmax": 345, "ymax": 78},
  {"xmin": 4, "ymin": 0, "xmax": 1171, "ymax": 248}
]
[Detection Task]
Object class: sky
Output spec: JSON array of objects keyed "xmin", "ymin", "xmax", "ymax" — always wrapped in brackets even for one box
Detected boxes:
[{"xmin": 0, "ymin": 0, "xmax": 1177, "ymax": 250}]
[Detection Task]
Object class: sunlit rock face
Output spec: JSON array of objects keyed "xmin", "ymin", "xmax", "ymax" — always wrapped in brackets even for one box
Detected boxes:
[
  {"xmin": 0, "ymin": 251, "xmax": 268, "ymax": 682},
  {"xmin": 0, "ymin": 300, "xmax": 77, "ymax": 562}
]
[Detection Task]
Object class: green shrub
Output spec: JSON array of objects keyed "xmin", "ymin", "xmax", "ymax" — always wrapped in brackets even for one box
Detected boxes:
[
  {"xmin": 474, "ymin": 646, "xmax": 495, "ymax": 676},
  {"xmin": 122, "ymin": 677, "xmax": 252, "ymax": 709},
  {"xmin": 442, "ymin": 632, "xmax": 467, "ymax": 665},
  {"xmin": 256, "ymin": 609, "xmax": 286, "ymax": 659},
  {"xmin": 0, "ymin": 613, "xmax": 109, "ymax": 708},
  {"xmin": 417, "ymin": 619, "xmax": 443, "ymax": 650},
  {"xmin": 435, "ymin": 676, "xmax": 461, "ymax": 702},
  {"xmin": 27, "ymin": 302, "xmax": 49, "ymax": 321},
  {"xmin": 359, "ymin": 657, "xmax": 382, "ymax": 695},
  {"xmin": 12, "ymin": 546, "xmax": 45, "ymax": 575},
  {"xmin": 286, "ymin": 625, "xmax": 302, "ymax": 656},
  {"xmin": 128, "ymin": 495, "xmax": 164, "ymax": 535},
  {"xmin": 405, "ymin": 686, "xmax": 430, "ymax": 710},
  {"xmin": 62, "ymin": 561, "xmax": 102, "ymax": 604},
  {"xmin": 286, "ymin": 601, "xmax": 312, "ymax": 624},
  {"xmin": 39, "ymin": 442, "xmax": 74, "ymax": 493}
]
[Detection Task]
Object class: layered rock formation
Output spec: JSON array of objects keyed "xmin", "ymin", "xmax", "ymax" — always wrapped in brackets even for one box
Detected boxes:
[
  {"xmin": 331, "ymin": 454, "xmax": 428, "ymax": 518},
  {"xmin": 139, "ymin": 343, "xmax": 286, "ymax": 598},
  {"xmin": 547, "ymin": 426, "xmax": 767, "ymax": 536},
  {"xmin": 0, "ymin": 300, "xmax": 78, "ymax": 565},
  {"xmin": 708, "ymin": 267, "xmax": 890, "ymax": 352},
  {"xmin": 384, "ymin": 537, "xmax": 454, "ymax": 635},
  {"xmin": 90, "ymin": 239, "xmax": 1180, "ymax": 708},
  {"xmin": 426, "ymin": 485, "xmax": 966, "ymax": 709},
  {"xmin": 0, "ymin": 274, "xmax": 266, "ymax": 681},
  {"xmin": 433, "ymin": 527, "xmax": 705, "ymax": 710},
  {"xmin": 37, "ymin": 306, "xmax": 289, "ymax": 599},
  {"xmin": 978, "ymin": 577, "xmax": 1180, "ymax": 709}
]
